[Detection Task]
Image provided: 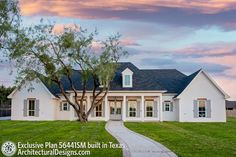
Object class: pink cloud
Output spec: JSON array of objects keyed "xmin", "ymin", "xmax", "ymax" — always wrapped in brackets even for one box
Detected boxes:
[
  {"xmin": 173, "ymin": 42, "xmax": 236, "ymax": 99},
  {"xmin": 120, "ymin": 38, "xmax": 140, "ymax": 46},
  {"xmin": 176, "ymin": 42, "xmax": 236, "ymax": 57},
  {"xmin": 224, "ymin": 21, "xmax": 236, "ymax": 30},
  {"xmin": 19, "ymin": 0, "xmax": 236, "ymax": 19},
  {"xmin": 52, "ymin": 24, "xmax": 80, "ymax": 34},
  {"xmin": 214, "ymin": 76, "xmax": 236, "ymax": 100},
  {"xmin": 201, "ymin": 55, "xmax": 236, "ymax": 78}
]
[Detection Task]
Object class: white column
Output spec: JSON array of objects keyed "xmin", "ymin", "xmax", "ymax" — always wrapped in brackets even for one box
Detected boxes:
[
  {"xmin": 87, "ymin": 95, "xmax": 91, "ymax": 120},
  {"xmin": 141, "ymin": 95, "xmax": 144, "ymax": 122},
  {"xmin": 105, "ymin": 96, "xmax": 109, "ymax": 121},
  {"xmin": 69, "ymin": 93, "xmax": 74, "ymax": 121},
  {"xmin": 178, "ymin": 99, "xmax": 181, "ymax": 122},
  {"xmin": 122, "ymin": 96, "xmax": 126, "ymax": 121},
  {"xmin": 159, "ymin": 94, "xmax": 163, "ymax": 122}
]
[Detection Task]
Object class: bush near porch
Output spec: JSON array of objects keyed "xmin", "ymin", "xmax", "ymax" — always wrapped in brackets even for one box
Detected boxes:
[
  {"xmin": 125, "ymin": 118, "xmax": 236, "ymax": 157},
  {"xmin": 0, "ymin": 121, "xmax": 122, "ymax": 157}
]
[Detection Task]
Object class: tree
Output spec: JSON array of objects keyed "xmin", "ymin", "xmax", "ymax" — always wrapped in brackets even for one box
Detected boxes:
[
  {"xmin": 0, "ymin": 0, "xmax": 20, "ymax": 49},
  {"xmin": 7, "ymin": 22, "xmax": 127, "ymax": 122},
  {"xmin": 0, "ymin": 85, "xmax": 15, "ymax": 106}
]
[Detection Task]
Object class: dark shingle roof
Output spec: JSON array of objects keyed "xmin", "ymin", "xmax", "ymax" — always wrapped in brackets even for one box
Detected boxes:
[
  {"xmin": 174, "ymin": 69, "xmax": 201, "ymax": 97},
  {"xmin": 226, "ymin": 100, "xmax": 236, "ymax": 108},
  {"xmin": 43, "ymin": 62, "xmax": 201, "ymax": 96}
]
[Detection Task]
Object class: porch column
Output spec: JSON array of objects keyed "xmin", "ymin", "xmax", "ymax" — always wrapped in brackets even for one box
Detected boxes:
[
  {"xmin": 105, "ymin": 96, "xmax": 109, "ymax": 121},
  {"xmin": 141, "ymin": 95, "xmax": 144, "ymax": 121},
  {"xmin": 122, "ymin": 96, "xmax": 126, "ymax": 121},
  {"xmin": 159, "ymin": 95, "xmax": 163, "ymax": 122},
  {"xmin": 87, "ymin": 95, "xmax": 91, "ymax": 119},
  {"xmin": 69, "ymin": 93, "xmax": 74, "ymax": 121}
]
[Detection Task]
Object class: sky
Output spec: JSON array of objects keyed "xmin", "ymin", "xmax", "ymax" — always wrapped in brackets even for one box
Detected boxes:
[{"xmin": 1, "ymin": 0, "xmax": 236, "ymax": 100}]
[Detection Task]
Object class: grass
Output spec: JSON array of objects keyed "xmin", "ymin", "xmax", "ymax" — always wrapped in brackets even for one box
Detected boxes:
[
  {"xmin": 0, "ymin": 121, "xmax": 122, "ymax": 157},
  {"xmin": 125, "ymin": 118, "xmax": 236, "ymax": 157}
]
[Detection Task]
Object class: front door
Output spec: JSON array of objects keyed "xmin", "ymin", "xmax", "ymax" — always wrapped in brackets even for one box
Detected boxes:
[{"xmin": 109, "ymin": 101, "xmax": 122, "ymax": 120}]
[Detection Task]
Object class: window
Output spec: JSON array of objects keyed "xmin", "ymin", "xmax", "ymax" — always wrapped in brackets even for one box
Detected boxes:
[
  {"xmin": 164, "ymin": 101, "xmax": 172, "ymax": 112},
  {"xmin": 110, "ymin": 101, "xmax": 115, "ymax": 114},
  {"xmin": 198, "ymin": 99, "xmax": 206, "ymax": 117},
  {"xmin": 124, "ymin": 75, "xmax": 131, "ymax": 86},
  {"xmin": 96, "ymin": 104, "xmax": 102, "ymax": 117},
  {"xmin": 226, "ymin": 108, "xmax": 233, "ymax": 110},
  {"xmin": 28, "ymin": 99, "xmax": 35, "ymax": 116},
  {"xmin": 145, "ymin": 101, "xmax": 153, "ymax": 117},
  {"xmin": 116, "ymin": 101, "xmax": 122, "ymax": 114},
  {"xmin": 165, "ymin": 103, "xmax": 170, "ymax": 111},
  {"xmin": 63, "ymin": 102, "xmax": 69, "ymax": 111},
  {"xmin": 128, "ymin": 101, "xmax": 137, "ymax": 117}
]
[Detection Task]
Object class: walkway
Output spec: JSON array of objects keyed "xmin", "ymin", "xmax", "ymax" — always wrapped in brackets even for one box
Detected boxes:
[{"xmin": 105, "ymin": 121, "xmax": 177, "ymax": 157}]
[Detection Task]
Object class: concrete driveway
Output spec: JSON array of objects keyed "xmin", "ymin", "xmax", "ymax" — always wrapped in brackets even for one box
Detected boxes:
[{"xmin": 106, "ymin": 121, "xmax": 177, "ymax": 157}]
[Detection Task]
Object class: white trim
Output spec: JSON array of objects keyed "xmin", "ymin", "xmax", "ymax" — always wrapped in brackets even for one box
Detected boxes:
[
  {"xmin": 159, "ymin": 95, "xmax": 163, "ymax": 121},
  {"xmin": 27, "ymin": 98, "xmax": 36, "ymax": 117},
  {"xmin": 144, "ymin": 100, "xmax": 154, "ymax": 117},
  {"xmin": 8, "ymin": 78, "xmax": 58, "ymax": 99},
  {"xmin": 65, "ymin": 90, "xmax": 167, "ymax": 93},
  {"xmin": 123, "ymin": 74, "xmax": 132, "ymax": 88},
  {"xmin": 62, "ymin": 102, "xmax": 69, "ymax": 111},
  {"xmin": 177, "ymin": 70, "xmax": 229, "ymax": 99},
  {"xmin": 197, "ymin": 99, "xmax": 207, "ymax": 118},
  {"xmin": 122, "ymin": 68, "xmax": 133, "ymax": 88},
  {"xmin": 202, "ymin": 71, "xmax": 230, "ymax": 99}
]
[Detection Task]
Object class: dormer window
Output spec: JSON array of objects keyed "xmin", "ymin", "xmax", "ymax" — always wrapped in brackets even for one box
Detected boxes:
[
  {"xmin": 122, "ymin": 68, "xmax": 133, "ymax": 88},
  {"xmin": 124, "ymin": 75, "xmax": 131, "ymax": 86}
]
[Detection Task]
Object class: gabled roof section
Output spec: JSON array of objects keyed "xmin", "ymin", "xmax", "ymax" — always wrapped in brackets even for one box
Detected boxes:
[
  {"xmin": 174, "ymin": 69, "xmax": 201, "ymax": 97},
  {"xmin": 11, "ymin": 62, "xmax": 228, "ymax": 98},
  {"xmin": 116, "ymin": 62, "xmax": 139, "ymax": 73},
  {"xmin": 110, "ymin": 62, "xmax": 166, "ymax": 91},
  {"xmin": 8, "ymin": 78, "xmax": 58, "ymax": 99},
  {"xmin": 175, "ymin": 69, "xmax": 229, "ymax": 99},
  {"xmin": 121, "ymin": 67, "xmax": 133, "ymax": 75},
  {"xmin": 140, "ymin": 69, "xmax": 187, "ymax": 93}
]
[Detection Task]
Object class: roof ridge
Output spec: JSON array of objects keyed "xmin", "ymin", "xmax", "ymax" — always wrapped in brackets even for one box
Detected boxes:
[
  {"xmin": 188, "ymin": 69, "xmax": 201, "ymax": 77},
  {"xmin": 140, "ymin": 69, "xmax": 178, "ymax": 71}
]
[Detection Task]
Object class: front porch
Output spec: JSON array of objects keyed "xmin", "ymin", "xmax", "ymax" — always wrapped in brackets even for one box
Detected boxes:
[{"xmin": 72, "ymin": 92, "xmax": 163, "ymax": 122}]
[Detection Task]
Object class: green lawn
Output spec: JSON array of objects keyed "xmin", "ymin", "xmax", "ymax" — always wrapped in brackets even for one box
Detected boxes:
[
  {"xmin": 0, "ymin": 121, "xmax": 122, "ymax": 157},
  {"xmin": 125, "ymin": 118, "xmax": 236, "ymax": 157}
]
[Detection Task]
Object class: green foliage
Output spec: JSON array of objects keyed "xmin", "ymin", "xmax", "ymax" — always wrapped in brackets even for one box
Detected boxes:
[
  {"xmin": 0, "ymin": 121, "xmax": 122, "ymax": 157},
  {"xmin": 0, "ymin": 85, "xmax": 15, "ymax": 104},
  {"xmin": 0, "ymin": 0, "xmax": 20, "ymax": 48},
  {"xmin": 7, "ymin": 21, "xmax": 127, "ymax": 89},
  {"xmin": 6, "ymin": 20, "xmax": 127, "ymax": 120},
  {"xmin": 125, "ymin": 118, "xmax": 236, "ymax": 157}
]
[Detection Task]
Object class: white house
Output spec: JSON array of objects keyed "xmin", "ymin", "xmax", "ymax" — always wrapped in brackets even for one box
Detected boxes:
[{"xmin": 8, "ymin": 62, "xmax": 229, "ymax": 122}]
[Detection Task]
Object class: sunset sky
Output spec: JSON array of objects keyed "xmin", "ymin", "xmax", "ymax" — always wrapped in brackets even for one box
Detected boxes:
[{"xmin": 1, "ymin": 0, "xmax": 236, "ymax": 100}]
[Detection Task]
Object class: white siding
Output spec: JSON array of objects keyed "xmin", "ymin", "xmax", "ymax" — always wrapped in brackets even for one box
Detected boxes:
[
  {"xmin": 54, "ymin": 96, "xmax": 71, "ymax": 120},
  {"xmin": 178, "ymin": 72, "xmax": 226, "ymax": 122},
  {"xmin": 11, "ymin": 80, "xmax": 57, "ymax": 120},
  {"xmin": 162, "ymin": 94, "xmax": 178, "ymax": 121}
]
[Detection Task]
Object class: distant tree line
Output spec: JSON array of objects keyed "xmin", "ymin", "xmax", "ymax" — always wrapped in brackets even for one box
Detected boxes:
[{"xmin": 0, "ymin": 85, "xmax": 15, "ymax": 106}]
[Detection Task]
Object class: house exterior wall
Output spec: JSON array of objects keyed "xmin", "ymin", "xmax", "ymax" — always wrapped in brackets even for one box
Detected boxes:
[
  {"xmin": 9, "ymin": 71, "xmax": 227, "ymax": 122},
  {"xmin": 162, "ymin": 94, "xmax": 178, "ymax": 121},
  {"xmin": 70, "ymin": 92, "xmax": 163, "ymax": 122},
  {"xmin": 54, "ymin": 96, "xmax": 71, "ymax": 120},
  {"xmin": 178, "ymin": 72, "xmax": 226, "ymax": 122},
  {"xmin": 11, "ymin": 80, "xmax": 57, "ymax": 120}
]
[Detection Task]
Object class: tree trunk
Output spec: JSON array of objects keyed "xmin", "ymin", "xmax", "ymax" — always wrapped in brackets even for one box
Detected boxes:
[{"xmin": 75, "ymin": 109, "xmax": 88, "ymax": 122}]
